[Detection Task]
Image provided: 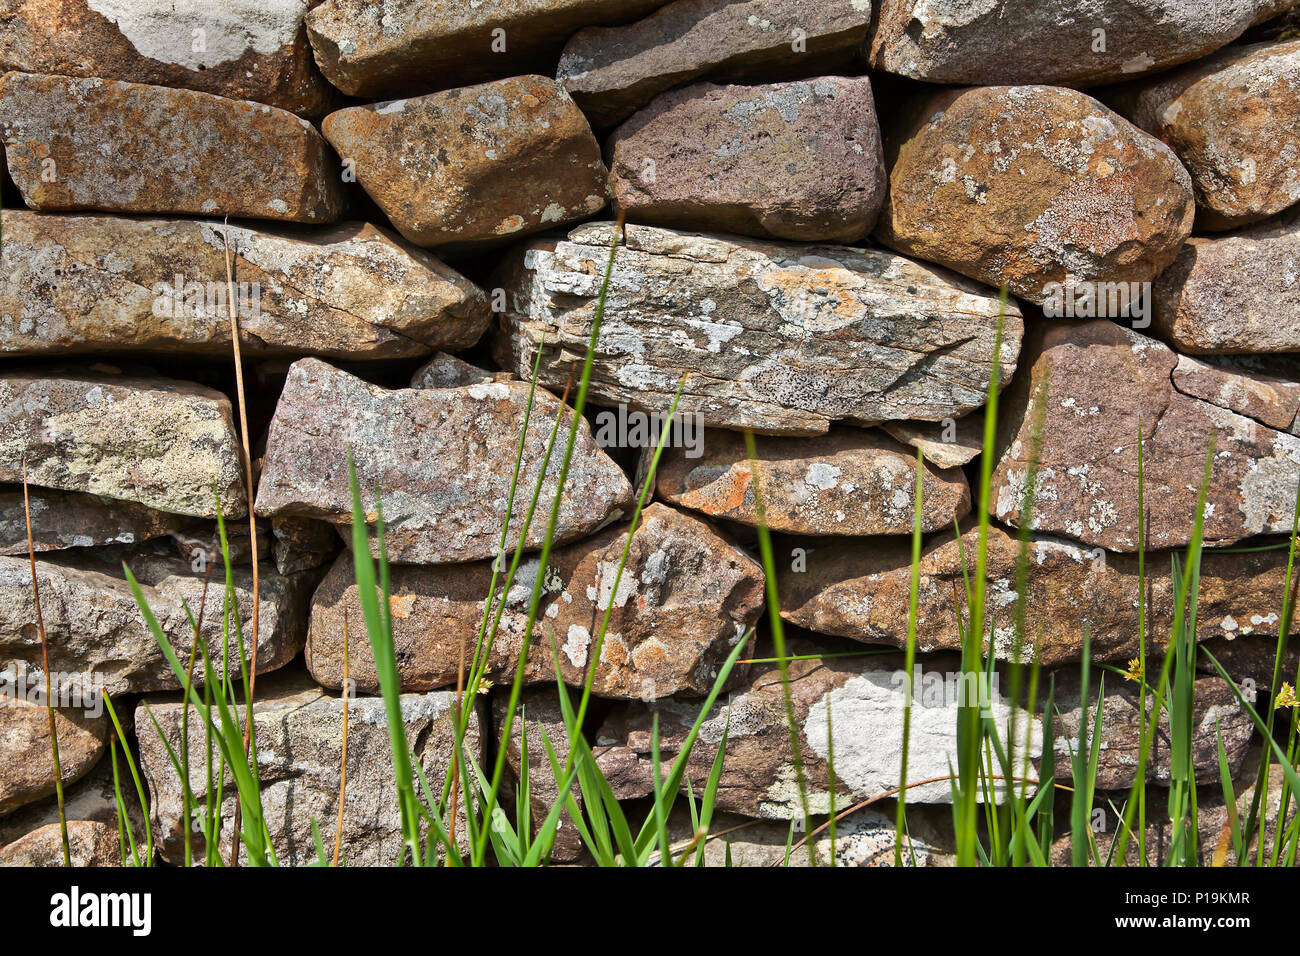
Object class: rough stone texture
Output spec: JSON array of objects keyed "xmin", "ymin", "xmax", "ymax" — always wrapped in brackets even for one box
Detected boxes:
[
  {"xmin": 255, "ymin": 359, "xmax": 632, "ymax": 564},
  {"xmin": 0, "ymin": 72, "xmax": 343, "ymax": 223},
  {"xmin": 410, "ymin": 353, "xmax": 503, "ymax": 390},
  {"xmin": 0, "ymin": 211, "xmax": 491, "ymax": 359},
  {"xmin": 306, "ymin": 503, "xmax": 763, "ymax": 700},
  {"xmin": 1052, "ymin": 673, "xmax": 1253, "ymax": 790},
  {"xmin": 992, "ymin": 321, "xmax": 1300, "ymax": 551},
  {"xmin": 657, "ymin": 806, "xmax": 954, "ymax": 867},
  {"xmin": 0, "ymin": 697, "xmax": 106, "ymax": 814},
  {"xmin": 607, "ymin": 77, "xmax": 887, "ymax": 242},
  {"xmin": 0, "ymin": 762, "xmax": 144, "ymax": 866},
  {"xmin": 1153, "ymin": 213, "xmax": 1300, "ymax": 353},
  {"xmin": 868, "ymin": 0, "xmax": 1294, "ymax": 87},
  {"xmin": 778, "ymin": 525, "xmax": 1298, "ymax": 667},
  {"xmin": 496, "ymin": 223, "xmax": 1023, "ymax": 435},
  {"xmin": 655, "ymin": 427, "xmax": 970, "ymax": 535},
  {"xmin": 0, "ymin": 369, "xmax": 245, "ymax": 519},
  {"xmin": 322, "ymin": 77, "xmax": 606, "ymax": 250},
  {"xmin": 271, "ymin": 516, "xmax": 337, "ymax": 576},
  {"xmin": 0, "ymin": 544, "xmax": 312, "ymax": 697},
  {"xmin": 557, "ymin": 0, "xmax": 874, "ymax": 128},
  {"xmin": 136, "ymin": 672, "xmax": 483, "ymax": 866},
  {"xmin": 1113, "ymin": 39, "xmax": 1300, "ymax": 230},
  {"xmin": 593, "ymin": 643, "xmax": 1039, "ymax": 810},
  {"xmin": 0, "ymin": 487, "xmax": 187, "ymax": 555},
  {"xmin": 881, "ymin": 412, "xmax": 985, "ymax": 468},
  {"xmin": 1172, "ymin": 354, "xmax": 1300, "ymax": 430},
  {"xmin": 0, "ymin": 0, "xmax": 336, "ymax": 117},
  {"xmin": 305, "ymin": 0, "xmax": 672, "ymax": 98},
  {"xmin": 877, "ymin": 85, "xmax": 1195, "ymax": 306},
  {"xmin": 494, "ymin": 689, "xmax": 584, "ymax": 862}
]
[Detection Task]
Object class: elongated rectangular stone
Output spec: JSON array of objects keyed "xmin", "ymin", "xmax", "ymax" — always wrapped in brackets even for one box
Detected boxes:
[{"xmin": 496, "ymin": 223, "xmax": 1022, "ymax": 435}]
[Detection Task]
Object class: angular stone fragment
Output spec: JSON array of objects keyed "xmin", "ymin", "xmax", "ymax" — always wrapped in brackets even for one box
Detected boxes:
[
  {"xmin": 305, "ymin": 0, "xmax": 672, "ymax": 98},
  {"xmin": 868, "ymin": 0, "xmax": 1293, "ymax": 87},
  {"xmin": 594, "ymin": 643, "xmax": 1039, "ymax": 810},
  {"xmin": 1113, "ymin": 40, "xmax": 1300, "ymax": 229},
  {"xmin": 778, "ymin": 525, "xmax": 1297, "ymax": 667},
  {"xmin": 1153, "ymin": 215, "xmax": 1300, "ymax": 353},
  {"xmin": 655, "ymin": 427, "xmax": 970, "ymax": 536},
  {"xmin": 322, "ymin": 77, "xmax": 606, "ymax": 250},
  {"xmin": 0, "ymin": 697, "xmax": 106, "ymax": 814},
  {"xmin": 494, "ymin": 689, "xmax": 584, "ymax": 862},
  {"xmin": 271, "ymin": 516, "xmax": 337, "ymax": 576},
  {"xmin": 607, "ymin": 77, "xmax": 886, "ymax": 242},
  {"xmin": 0, "ymin": 72, "xmax": 343, "ymax": 222},
  {"xmin": 992, "ymin": 321, "xmax": 1300, "ymax": 550},
  {"xmin": 410, "ymin": 353, "xmax": 502, "ymax": 390},
  {"xmin": 0, "ymin": 369, "xmax": 245, "ymax": 519},
  {"xmin": 877, "ymin": 85, "xmax": 1195, "ymax": 306},
  {"xmin": 1172, "ymin": 354, "xmax": 1300, "ymax": 431},
  {"xmin": 136, "ymin": 672, "xmax": 483, "ymax": 866},
  {"xmin": 256, "ymin": 359, "xmax": 632, "ymax": 564},
  {"xmin": 0, "ymin": 819, "xmax": 118, "ymax": 866},
  {"xmin": 306, "ymin": 504, "xmax": 762, "ymax": 699},
  {"xmin": 1052, "ymin": 673, "xmax": 1253, "ymax": 789},
  {"xmin": 557, "ymin": 0, "xmax": 874, "ymax": 127},
  {"xmin": 496, "ymin": 223, "xmax": 1023, "ymax": 435},
  {"xmin": 0, "ymin": 0, "xmax": 335, "ymax": 116},
  {"xmin": 881, "ymin": 412, "xmax": 984, "ymax": 468},
  {"xmin": 0, "ymin": 544, "xmax": 312, "ymax": 696},
  {"xmin": 0, "ymin": 487, "xmax": 187, "ymax": 556},
  {"xmin": 0, "ymin": 211, "xmax": 490, "ymax": 359}
]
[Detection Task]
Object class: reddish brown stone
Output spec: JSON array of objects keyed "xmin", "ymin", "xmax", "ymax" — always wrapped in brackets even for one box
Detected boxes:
[{"xmin": 322, "ymin": 77, "xmax": 605, "ymax": 250}]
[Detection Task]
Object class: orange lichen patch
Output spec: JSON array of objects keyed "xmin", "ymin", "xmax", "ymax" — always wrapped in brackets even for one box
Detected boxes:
[
  {"xmin": 680, "ymin": 466, "xmax": 752, "ymax": 516},
  {"xmin": 389, "ymin": 593, "xmax": 417, "ymax": 619}
]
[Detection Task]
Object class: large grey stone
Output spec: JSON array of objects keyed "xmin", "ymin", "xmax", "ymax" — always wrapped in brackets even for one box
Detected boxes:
[{"xmin": 495, "ymin": 223, "xmax": 1022, "ymax": 435}]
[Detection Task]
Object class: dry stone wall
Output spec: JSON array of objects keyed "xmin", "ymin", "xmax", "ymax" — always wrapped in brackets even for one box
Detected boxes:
[{"xmin": 1, "ymin": 0, "xmax": 1299, "ymax": 867}]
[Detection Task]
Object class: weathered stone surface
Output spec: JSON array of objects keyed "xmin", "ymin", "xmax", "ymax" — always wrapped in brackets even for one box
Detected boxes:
[
  {"xmin": 0, "ymin": 761, "xmax": 143, "ymax": 865},
  {"xmin": 1172, "ymin": 354, "xmax": 1300, "ymax": 431},
  {"xmin": 307, "ymin": 503, "xmax": 762, "ymax": 700},
  {"xmin": 0, "ymin": 697, "xmax": 106, "ymax": 814},
  {"xmin": 1113, "ymin": 40, "xmax": 1300, "ymax": 230},
  {"xmin": 992, "ymin": 321, "xmax": 1300, "ymax": 551},
  {"xmin": 0, "ymin": 0, "xmax": 335, "ymax": 117},
  {"xmin": 136, "ymin": 672, "xmax": 483, "ymax": 866},
  {"xmin": 607, "ymin": 77, "xmax": 886, "ymax": 242},
  {"xmin": 0, "ymin": 72, "xmax": 343, "ymax": 222},
  {"xmin": 1052, "ymin": 673, "xmax": 1253, "ymax": 790},
  {"xmin": 594, "ymin": 643, "xmax": 1038, "ymax": 810},
  {"xmin": 322, "ymin": 77, "xmax": 606, "ymax": 250},
  {"xmin": 0, "ymin": 819, "xmax": 118, "ymax": 866},
  {"xmin": 868, "ymin": 0, "xmax": 1293, "ymax": 87},
  {"xmin": 255, "ymin": 359, "xmax": 632, "ymax": 564},
  {"xmin": 0, "ymin": 487, "xmax": 187, "ymax": 556},
  {"xmin": 881, "ymin": 412, "xmax": 985, "ymax": 468},
  {"xmin": 494, "ymin": 689, "xmax": 584, "ymax": 862},
  {"xmin": 410, "ymin": 353, "xmax": 502, "ymax": 390},
  {"xmin": 656, "ymin": 806, "xmax": 954, "ymax": 867},
  {"xmin": 496, "ymin": 223, "xmax": 1023, "ymax": 435},
  {"xmin": 877, "ymin": 85, "xmax": 1195, "ymax": 306},
  {"xmin": 655, "ymin": 427, "xmax": 970, "ymax": 536},
  {"xmin": 0, "ymin": 211, "xmax": 490, "ymax": 359},
  {"xmin": 0, "ymin": 544, "xmax": 312, "ymax": 697},
  {"xmin": 778, "ymin": 525, "xmax": 1297, "ymax": 667},
  {"xmin": 305, "ymin": 0, "xmax": 672, "ymax": 98},
  {"xmin": 557, "ymin": 0, "xmax": 874, "ymax": 128},
  {"xmin": 0, "ymin": 369, "xmax": 245, "ymax": 519},
  {"xmin": 1152, "ymin": 214, "xmax": 1300, "ymax": 353},
  {"xmin": 271, "ymin": 516, "xmax": 337, "ymax": 576}
]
